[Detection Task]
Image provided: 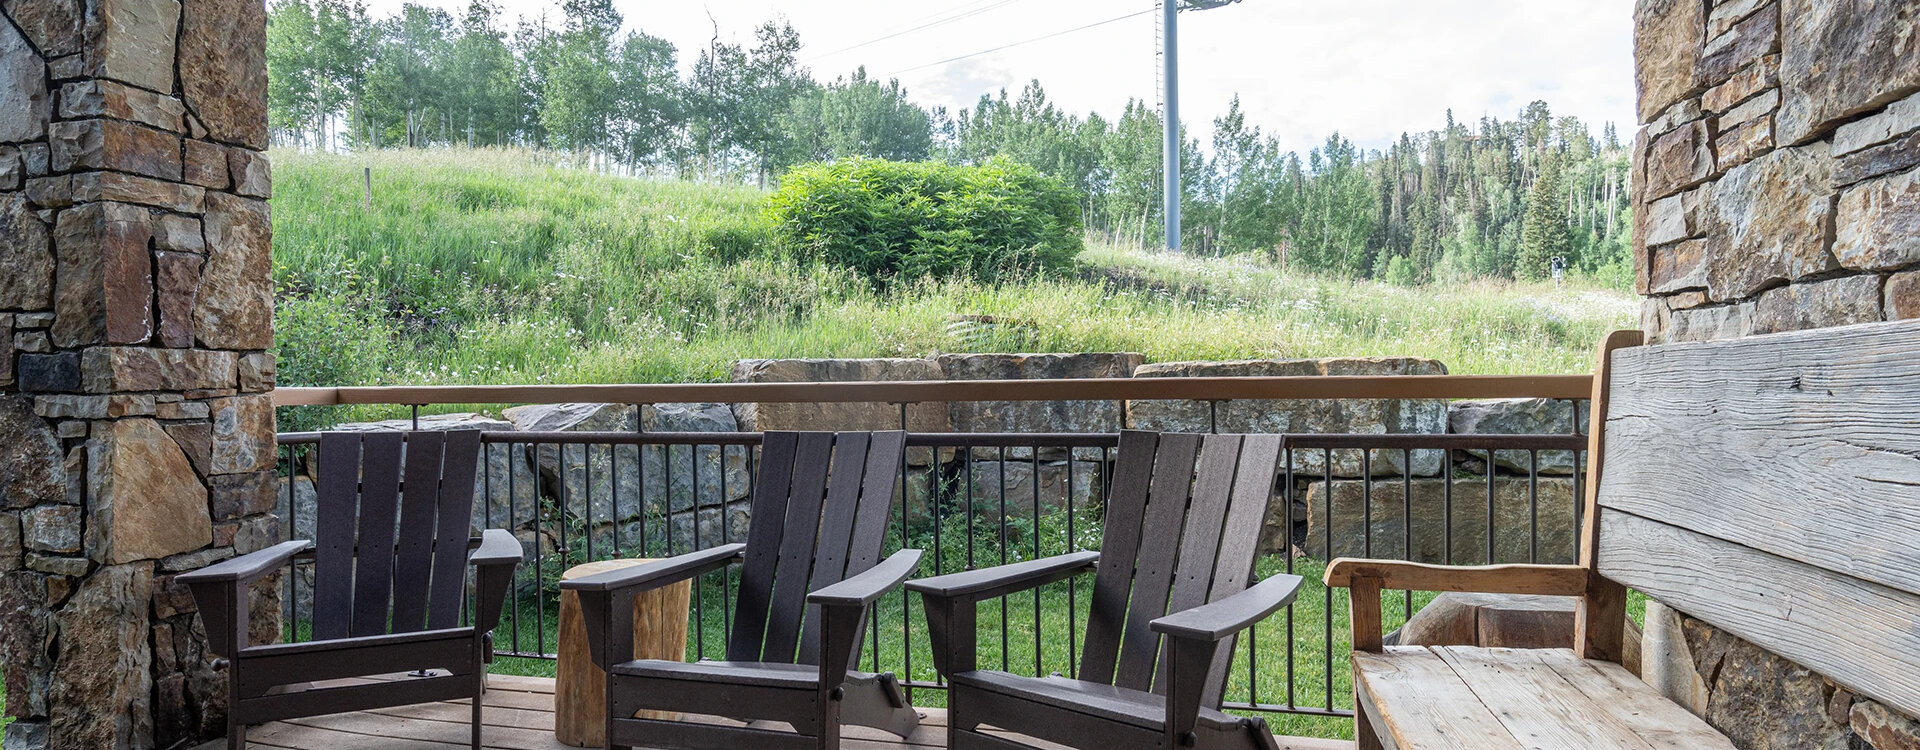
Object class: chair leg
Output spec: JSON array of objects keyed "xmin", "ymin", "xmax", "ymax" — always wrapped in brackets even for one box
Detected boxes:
[
  {"xmin": 228, "ymin": 719, "xmax": 245, "ymax": 750},
  {"xmin": 1356, "ymin": 700, "xmax": 1385, "ymax": 750}
]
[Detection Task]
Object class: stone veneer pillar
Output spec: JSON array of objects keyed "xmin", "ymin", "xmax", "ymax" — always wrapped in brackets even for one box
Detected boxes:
[
  {"xmin": 0, "ymin": 0, "xmax": 276, "ymax": 744},
  {"xmin": 1631, "ymin": 0, "xmax": 1920, "ymax": 747}
]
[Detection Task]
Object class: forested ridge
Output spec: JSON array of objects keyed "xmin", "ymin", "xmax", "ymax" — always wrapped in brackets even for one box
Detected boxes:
[{"xmin": 267, "ymin": 0, "xmax": 1634, "ymax": 285}]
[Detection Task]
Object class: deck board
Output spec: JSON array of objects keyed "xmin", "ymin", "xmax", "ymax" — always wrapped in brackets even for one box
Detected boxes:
[{"xmin": 242, "ymin": 674, "xmax": 1349, "ymax": 750}]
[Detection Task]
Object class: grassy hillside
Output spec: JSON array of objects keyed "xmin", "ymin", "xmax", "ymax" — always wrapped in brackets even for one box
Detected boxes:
[{"xmin": 272, "ymin": 149, "xmax": 1635, "ymax": 410}]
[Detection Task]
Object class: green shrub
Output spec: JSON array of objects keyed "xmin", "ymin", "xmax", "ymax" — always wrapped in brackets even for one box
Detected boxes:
[{"xmin": 767, "ymin": 158, "xmax": 1084, "ymax": 286}]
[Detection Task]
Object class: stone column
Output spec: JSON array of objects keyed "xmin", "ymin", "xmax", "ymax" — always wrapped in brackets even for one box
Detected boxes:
[
  {"xmin": 1630, "ymin": 1, "xmax": 1920, "ymax": 747},
  {"xmin": 0, "ymin": 0, "xmax": 274, "ymax": 744}
]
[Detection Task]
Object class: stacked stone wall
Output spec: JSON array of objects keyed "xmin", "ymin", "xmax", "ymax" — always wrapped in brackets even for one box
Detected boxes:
[
  {"xmin": 0, "ymin": 0, "xmax": 273, "ymax": 745},
  {"xmin": 1632, "ymin": 0, "xmax": 1920, "ymax": 745}
]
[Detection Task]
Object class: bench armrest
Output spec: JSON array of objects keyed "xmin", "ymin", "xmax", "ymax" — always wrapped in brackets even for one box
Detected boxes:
[
  {"xmin": 811, "ymin": 549, "xmax": 923, "ymax": 608},
  {"xmin": 1152, "ymin": 574, "xmax": 1304, "ymax": 642},
  {"xmin": 176, "ymin": 540, "xmax": 312, "ymax": 586},
  {"xmin": 560, "ymin": 543, "xmax": 746, "ymax": 594},
  {"xmin": 1323, "ymin": 558, "xmax": 1589, "ymax": 596},
  {"xmin": 905, "ymin": 550, "xmax": 1099, "ymax": 602}
]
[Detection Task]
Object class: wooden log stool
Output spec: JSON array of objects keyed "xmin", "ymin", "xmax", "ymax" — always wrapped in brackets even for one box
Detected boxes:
[{"xmin": 556, "ymin": 559, "xmax": 693, "ymax": 748}]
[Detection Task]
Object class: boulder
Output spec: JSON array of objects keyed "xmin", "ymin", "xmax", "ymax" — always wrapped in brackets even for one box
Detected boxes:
[
  {"xmin": 51, "ymin": 201, "xmax": 154, "ymax": 348},
  {"xmin": 0, "ymin": 396, "xmax": 65, "ymax": 510},
  {"xmin": 957, "ymin": 459, "xmax": 1105, "ymax": 524},
  {"xmin": 1889, "ymin": 270, "xmax": 1920, "ymax": 321},
  {"xmin": 501, "ymin": 403, "xmax": 751, "ymax": 532},
  {"xmin": 195, "ymin": 193, "xmax": 272, "ymax": 350},
  {"xmin": 0, "ymin": 193, "xmax": 53, "ymax": 313},
  {"xmin": 85, "ymin": 418, "xmax": 211, "ymax": 564},
  {"xmin": 48, "ymin": 562, "xmax": 154, "ymax": 750},
  {"xmin": 1706, "ymin": 638, "xmax": 1853, "ymax": 749},
  {"xmin": 1703, "ymin": 143, "xmax": 1838, "ymax": 301},
  {"xmin": 1834, "ymin": 166, "xmax": 1920, "ymax": 272},
  {"xmin": 1634, "ymin": 0, "xmax": 1705, "ymax": 123},
  {"xmin": 0, "ymin": 570, "xmax": 52, "ymax": 719},
  {"xmin": 178, "ymin": 0, "xmax": 267, "ymax": 148},
  {"xmin": 1642, "ymin": 599, "xmax": 1711, "ymax": 715},
  {"xmin": 1851, "ymin": 700, "xmax": 1920, "ymax": 750},
  {"xmin": 1128, "ymin": 358, "xmax": 1448, "ymax": 478},
  {"xmin": 1777, "ymin": 0, "xmax": 1920, "ymax": 145},
  {"xmin": 0, "ymin": 17, "xmax": 48, "ymax": 144},
  {"xmin": 1644, "ymin": 121, "xmax": 1714, "ymax": 201},
  {"xmin": 321, "ymin": 412, "xmax": 537, "ymax": 534},
  {"xmin": 1750, "ymin": 275, "xmax": 1886, "ymax": 335},
  {"xmin": 939, "ymin": 352, "xmax": 1140, "ymax": 459},
  {"xmin": 1300, "ymin": 476, "xmax": 1579, "ymax": 564},
  {"xmin": 1447, "ymin": 398, "xmax": 1587, "ymax": 475},
  {"xmin": 730, "ymin": 358, "xmax": 949, "ymax": 459}
]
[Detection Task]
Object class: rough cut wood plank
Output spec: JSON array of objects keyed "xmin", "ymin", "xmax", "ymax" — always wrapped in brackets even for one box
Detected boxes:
[
  {"xmin": 1352, "ymin": 647, "xmax": 1524, "ymax": 750},
  {"xmin": 1533, "ymin": 650, "xmax": 1738, "ymax": 748},
  {"xmin": 1598, "ymin": 510, "xmax": 1920, "ymax": 720},
  {"xmin": 1577, "ymin": 330, "xmax": 1639, "ymax": 664},
  {"xmin": 1599, "ymin": 318, "xmax": 1920, "ymax": 597},
  {"xmin": 1432, "ymin": 647, "xmax": 1658, "ymax": 749}
]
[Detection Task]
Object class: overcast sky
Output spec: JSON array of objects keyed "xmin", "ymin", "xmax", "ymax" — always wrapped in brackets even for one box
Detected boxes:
[{"xmin": 365, "ymin": 0, "xmax": 1637, "ymax": 156}]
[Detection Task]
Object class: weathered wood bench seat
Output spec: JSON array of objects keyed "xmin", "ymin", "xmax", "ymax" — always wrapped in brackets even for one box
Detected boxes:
[
  {"xmin": 1353, "ymin": 646, "xmax": 1732, "ymax": 749},
  {"xmin": 1328, "ymin": 320, "xmax": 1920, "ymax": 750}
]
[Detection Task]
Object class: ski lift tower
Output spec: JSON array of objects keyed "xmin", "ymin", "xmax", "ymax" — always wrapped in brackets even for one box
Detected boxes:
[{"xmin": 1162, "ymin": 0, "xmax": 1241, "ymax": 252}]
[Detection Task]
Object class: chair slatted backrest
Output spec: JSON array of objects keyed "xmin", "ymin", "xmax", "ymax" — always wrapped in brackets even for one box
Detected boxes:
[
  {"xmin": 312, "ymin": 430, "xmax": 484, "ymax": 640},
  {"xmin": 727, "ymin": 431, "xmax": 906, "ymax": 665},
  {"xmin": 1080, "ymin": 430, "xmax": 1283, "ymax": 705},
  {"xmin": 1593, "ymin": 319, "xmax": 1920, "ymax": 720}
]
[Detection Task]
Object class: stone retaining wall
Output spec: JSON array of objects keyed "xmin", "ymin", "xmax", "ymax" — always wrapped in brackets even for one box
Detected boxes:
[{"xmin": 1632, "ymin": 1, "xmax": 1920, "ymax": 746}]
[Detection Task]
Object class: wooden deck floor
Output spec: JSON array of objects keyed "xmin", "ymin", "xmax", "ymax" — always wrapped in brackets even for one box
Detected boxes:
[{"xmin": 244, "ymin": 674, "xmax": 1351, "ymax": 750}]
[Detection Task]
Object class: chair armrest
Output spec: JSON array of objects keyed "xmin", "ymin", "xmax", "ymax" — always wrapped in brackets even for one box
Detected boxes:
[
  {"xmin": 566, "ymin": 544, "xmax": 745, "ymax": 672},
  {"xmin": 811, "ymin": 549, "xmax": 923, "ymax": 608},
  {"xmin": 905, "ymin": 550, "xmax": 1099, "ymax": 602},
  {"xmin": 560, "ymin": 543, "xmax": 746, "ymax": 594},
  {"xmin": 176, "ymin": 540, "xmax": 312, "ymax": 586},
  {"xmin": 1152, "ymin": 574, "xmax": 1304, "ymax": 642},
  {"xmin": 468, "ymin": 529, "xmax": 522, "ymax": 567},
  {"xmin": 1322, "ymin": 558, "xmax": 1588, "ymax": 596},
  {"xmin": 178, "ymin": 540, "xmax": 312, "ymax": 658}
]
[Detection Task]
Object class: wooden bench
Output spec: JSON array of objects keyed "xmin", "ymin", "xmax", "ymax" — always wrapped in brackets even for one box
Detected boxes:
[{"xmin": 1325, "ymin": 320, "xmax": 1920, "ymax": 749}]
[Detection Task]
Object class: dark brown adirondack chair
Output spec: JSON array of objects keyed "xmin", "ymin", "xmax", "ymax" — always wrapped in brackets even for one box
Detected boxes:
[
  {"xmin": 177, "ymin": 430, "xmax": 523, "ymax": 750},
  {"xmin": 909, "ymin": 431, "xmax": 1303, "ymax": 750},
  {"xmin": 561, "ymin": 430, "xmax": 924, "ymax": 750}
]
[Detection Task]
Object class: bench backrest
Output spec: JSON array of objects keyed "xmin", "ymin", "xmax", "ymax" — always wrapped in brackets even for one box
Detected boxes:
[
  {"xmin": 1081, "ymin": 430, "xmax": 1283, "ymax": 706},
  {"xmin": 312, "ymin": 430, "xmax": 484, "ymax": 640},
  {"xmin": 726, "ymin": 430, "xmax": 905, "ymax": 666},
  {"xmin": 1592, "ymin": 318, "xmax": 1920, "ymax": 720}
]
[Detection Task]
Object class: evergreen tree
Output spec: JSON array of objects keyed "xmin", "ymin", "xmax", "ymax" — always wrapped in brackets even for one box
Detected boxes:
[{"xmin": 1517, "ymin": 155, "xmax": 1569, "ymax": 281}]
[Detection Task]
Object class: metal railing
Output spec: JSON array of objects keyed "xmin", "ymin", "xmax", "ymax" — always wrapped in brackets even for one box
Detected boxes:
[{"xmin": 270, "ymin": 376, "xmax": 1591, "ymax": 721}]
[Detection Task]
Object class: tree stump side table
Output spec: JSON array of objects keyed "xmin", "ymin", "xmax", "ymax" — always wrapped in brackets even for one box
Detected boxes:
[{"xmin": 555, "ymin": 559, "xmax": 693, "ymax": 748}]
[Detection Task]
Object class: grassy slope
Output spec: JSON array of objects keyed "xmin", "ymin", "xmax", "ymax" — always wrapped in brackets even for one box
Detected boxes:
[{"xmin": 271, "ymin": 149, "xmax": 1635, "ymax": 427}]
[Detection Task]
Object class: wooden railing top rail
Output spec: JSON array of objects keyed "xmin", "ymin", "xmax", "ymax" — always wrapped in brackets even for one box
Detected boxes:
[{"xmin": 270, "ymin": 375, "xmax": 1594, "ymax": 408}]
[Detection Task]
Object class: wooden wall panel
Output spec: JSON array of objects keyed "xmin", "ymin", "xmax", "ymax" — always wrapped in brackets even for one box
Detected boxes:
[
  {"xmin": 1597, "ymin": 510, "xmax": 1920, "ymax": 720},
  {"xmin": 1599, "ymin": 319, "xmax": 1920, "ymax": 596}
]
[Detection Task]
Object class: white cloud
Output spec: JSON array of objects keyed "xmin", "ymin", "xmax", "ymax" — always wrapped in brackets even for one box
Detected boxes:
[{"xmin": 362, "ymin": 0, "xmax": 1635, "ymax": 156}]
